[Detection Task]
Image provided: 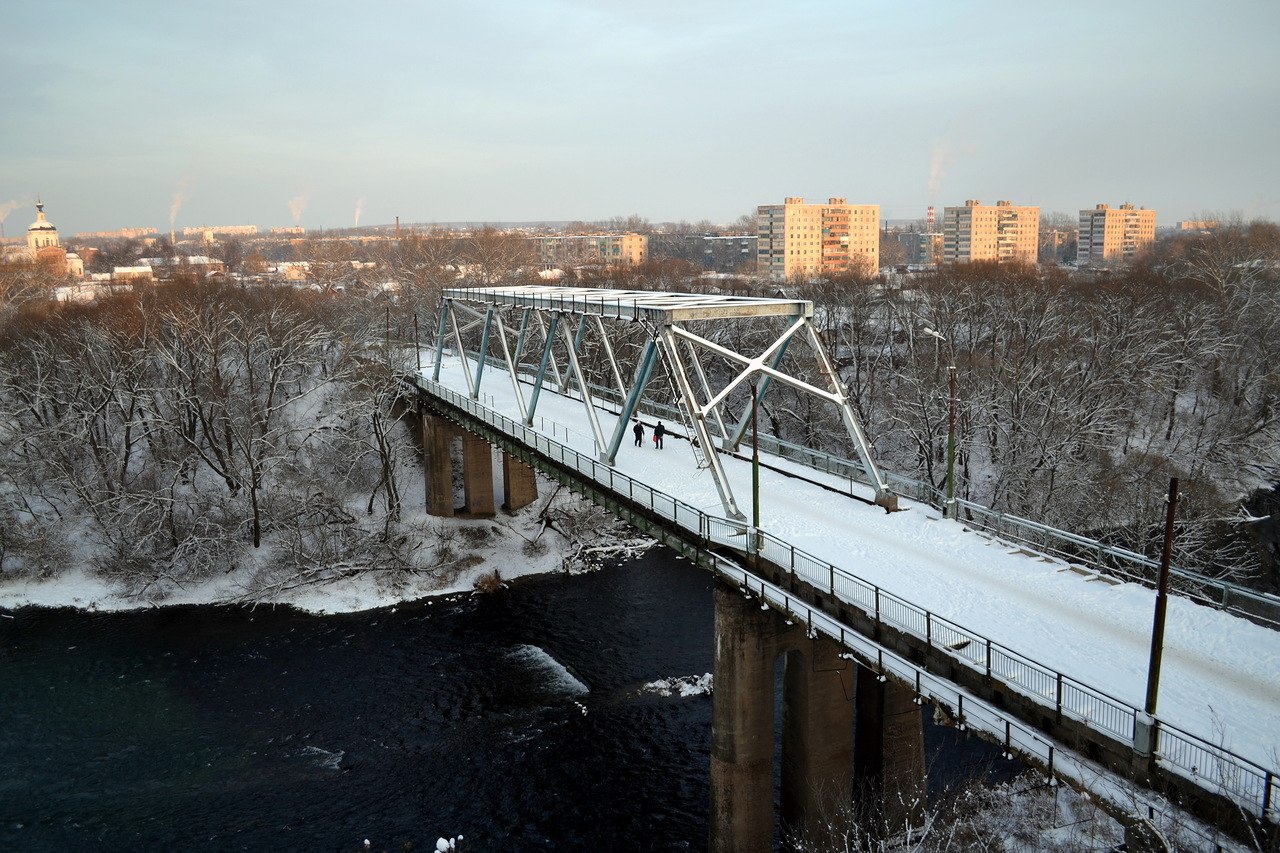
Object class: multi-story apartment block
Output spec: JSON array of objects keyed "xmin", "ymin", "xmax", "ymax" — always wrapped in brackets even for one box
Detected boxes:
[
  {"xmin": 757, "ymin": 197, "xmax": 879, "ymax": 280},
  {"xmin": 942, "ymin": 200, "xmax": 1040, "ymax": 265},
  {"xmin": 533, "ymin": 233, "xmax": 648, "ymax": 267},
  {"xmin": 1077, "ymin": 203, "xmax": 1156, "ymax": 266}
]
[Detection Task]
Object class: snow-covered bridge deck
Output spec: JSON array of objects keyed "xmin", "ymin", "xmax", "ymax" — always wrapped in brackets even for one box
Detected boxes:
[{"xmin": 412, "ymin": 354, "xmax": 1280, "ymax": 829}]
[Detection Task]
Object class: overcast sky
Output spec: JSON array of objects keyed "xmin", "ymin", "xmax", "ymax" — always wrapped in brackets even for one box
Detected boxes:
[{"xmin": 3, "ymin": 0, "xmax": 1278, "ymax": 235}]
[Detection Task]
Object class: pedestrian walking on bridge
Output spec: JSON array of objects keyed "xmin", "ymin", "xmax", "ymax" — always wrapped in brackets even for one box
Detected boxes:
[
  {"xmin": 654, "ymin": 421, "xmax": 666, "ymax": 449},
  {"xmin": 633, "ymin": 420, "xmax": 644, "ymax": 447}
]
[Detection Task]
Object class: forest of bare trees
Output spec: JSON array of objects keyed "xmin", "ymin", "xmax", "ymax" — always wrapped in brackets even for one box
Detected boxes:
[{"xmin": 2, "ymin": 221, "xmax": 1277, "ymax": 597}]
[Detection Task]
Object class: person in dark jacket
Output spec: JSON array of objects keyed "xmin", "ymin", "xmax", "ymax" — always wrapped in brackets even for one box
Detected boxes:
[
  {"xmin": 654, "ymin": 421, "xmax": 666, "ymax": 449},
  {"xmin": 633, "ymin": 420, "xmax": 644, "ymax": 447}
]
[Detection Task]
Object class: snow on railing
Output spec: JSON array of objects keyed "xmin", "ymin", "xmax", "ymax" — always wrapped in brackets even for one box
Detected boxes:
[
  {"xmin": 466, "ymin": 347, "xmax": 1278, "ymax": 627},
  {"xmin": 405, "ymin": 370, "xmax": 1279, "ymax": 826}
]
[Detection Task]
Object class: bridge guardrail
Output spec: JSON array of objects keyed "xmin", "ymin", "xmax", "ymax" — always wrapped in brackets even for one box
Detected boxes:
[
  {"xmin": 407, "ymin": 371, "xmax": 1278, "ymax": 826},
  {"xmin": 472, "ymin": 348, "xmax": 1278, "ymax": 627}
]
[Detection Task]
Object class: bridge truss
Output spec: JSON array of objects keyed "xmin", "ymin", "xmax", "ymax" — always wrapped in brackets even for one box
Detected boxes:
[{"xmin": 431, "ymin": 285, "xmax": 898, "ymax": 521}]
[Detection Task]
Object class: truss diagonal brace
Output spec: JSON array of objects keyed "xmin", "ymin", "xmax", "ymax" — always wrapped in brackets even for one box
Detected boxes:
[
  {"xmin": 658, "ymin": 325, "xmax": 747, "ymax": 522},
  {"xmin": 802, "ymin": 321, "xmax": 897, "ymax": 511},
  {"xmin": 604, "ymin": 337, "xmax": 659, "ymax": 465},
  {"xmin": 557, "ymin": 314, "xmax": 607, "ymax": 457}
]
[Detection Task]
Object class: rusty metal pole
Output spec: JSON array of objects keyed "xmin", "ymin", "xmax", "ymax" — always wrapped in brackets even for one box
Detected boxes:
[
  {"xmin": 750, "ymin": 378, "xmax": 760, "ymax": 553},
  {"xmin": 414, "ymin": 313, "xmax": 422, "ymax": 373},
  {"xmin": 946, "ymin": 365, "xmax": 957, "ymax": 518},
  {"xmin": 1144, "ymin": 477, "xmax": 1180, "ymax": 716}
]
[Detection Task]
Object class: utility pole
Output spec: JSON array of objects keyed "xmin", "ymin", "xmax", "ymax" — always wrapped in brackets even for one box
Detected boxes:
[
  {"xmin": 946, "ymin": 365, "xmax": 957, "ymax": 518},
  {"xmin": 414, "ymin": 313, "xmax": 422, "ymax": 373},
  {"xmin": 750, "ymin": 378, "xmax": 760, "ymax": 553},
  {"xmin": 1144, "ymin": 477, "xmax": 1180, "ymax": 716}
]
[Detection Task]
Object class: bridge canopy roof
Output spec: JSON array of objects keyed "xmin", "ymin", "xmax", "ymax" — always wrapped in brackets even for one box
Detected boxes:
[{"xmin": 442, "ymin": 285, "xmax": 813, "ymax": 323}]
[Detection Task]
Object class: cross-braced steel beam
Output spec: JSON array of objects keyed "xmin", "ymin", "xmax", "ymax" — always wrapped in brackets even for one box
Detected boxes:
[{"xmin": 432, "ymin": 286, "xmax": 897, "ymax": 517}]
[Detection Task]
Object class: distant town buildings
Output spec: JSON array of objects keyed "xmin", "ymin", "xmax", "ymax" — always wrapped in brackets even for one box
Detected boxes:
[
  {"xmin": 942, "ymin": 200, "xmax": 1039, "ymax": 265},
  {"xmin": 1076, "ymin": 203, "xmax": 1156, "ymax": 266},
  {"xmin": 756, "ymin": 197, "xmax": 879, "ymax": 280},
  {"xmin": 269, "ymin": 226, "xmax": 306, "ymax": 235},
  {"xmin": 183, "ymin": 225, "xmax": 259, "ymax": 238},
  {"xmin": 533, "ymin": 234, "xmax": 648, "ymax": 267},
  {"xmin": 647, "ymin": 234, "xmax": 758, "ymax": 273},
  {"xmin": 74, "ymin": 226, "xmax": 158, "ymax": 240},
  {"xmin": 1175, "ymin": 219, "xmax": 1219, "ymax": 232}
]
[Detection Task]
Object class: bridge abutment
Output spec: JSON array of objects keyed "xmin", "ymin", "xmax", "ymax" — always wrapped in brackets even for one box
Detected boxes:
[
  {"xmin": 420, "ymin": 411, "xmax": 536, "ymax": 518},
  {"xmin": 422, "ymin": 412, "xmax": 456, "ymax": 518},
  {"xmin": 502, "ymin": 454, "xmax": 539, "ymax": 511}
]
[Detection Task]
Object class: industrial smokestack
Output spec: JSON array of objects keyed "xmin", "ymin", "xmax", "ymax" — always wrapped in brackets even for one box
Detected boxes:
[
  {"xmin": 927, "ymin": 206, "xmax": 935, "ymax": 228},
  {"xmin": 395, "ymin": 216, "xmax": 401, "ymax": 240}
]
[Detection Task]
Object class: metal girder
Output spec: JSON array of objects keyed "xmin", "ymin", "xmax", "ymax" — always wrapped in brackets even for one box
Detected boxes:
[
  {"xmin": 658, "ymin": 325, "xmax": 747, "ymax": 522},
  {"xmin": 557, "ymin": 314, "xmax": 607, "ymax": 457},
  {"xmin": 725, "ymin": 337, "xmax": 791, "ymax": 451},
  {"xmin": 443, "ymin": 285, "xmax": 812, "ymax": 324},
  {"xmin": 434, "ymin": 285, "xmax": 896, "ymax": 517},
  {"xmin": 604, "ymin": 337, "xmax": 659, "ymax": 465},
  {"xmin": 525, "ymin": 312, "xmax": 560, "ymax": 425}
]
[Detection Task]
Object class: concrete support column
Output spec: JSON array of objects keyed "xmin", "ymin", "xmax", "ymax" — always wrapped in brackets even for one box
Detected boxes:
[
  {"xmin": 461, "ymin": 432, "xmax": 495, "ymax": 517},
  {"xmin": 853, "ymin": 667, "xmax": 926, "ymax": 836},
  {"xmin": 780, "ymin": 639, "xmax": 854, "ymax": 848},
  {"xmin": 422, "ymin": 412, "xmax": 455, "ymax": 518},
  {"xmin": 710, "ymin": 580, "xmax": 777, "ymax": 853},
  {"xmin": 502, "ymin": 453, "xmax": 538, "ymax": 511}
]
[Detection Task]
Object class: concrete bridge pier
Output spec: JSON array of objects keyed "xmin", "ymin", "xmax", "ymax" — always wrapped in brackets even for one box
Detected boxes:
[
  {"xmin": 854, "ymin": 665, "xmax": 927, "ymax": 837},
  {"xmin": 780, "ymin": 637, "xmax": 855, "ymax": 848},
  {"xmin": 420, "ymin": 411, "xmax": 538, "ymax": 517},
  {"xmin": 710, "ymin": 578, "xmax": 927, "ymax": 852},
  {"xmin": 710, "ymin": 578, "xmax": 778, "ymax": 853}
]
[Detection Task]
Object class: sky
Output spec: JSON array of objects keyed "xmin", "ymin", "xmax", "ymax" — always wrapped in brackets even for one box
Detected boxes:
[{"xmin": 3, "ymin": 0, "xmax": 1279, "ymax": 235}]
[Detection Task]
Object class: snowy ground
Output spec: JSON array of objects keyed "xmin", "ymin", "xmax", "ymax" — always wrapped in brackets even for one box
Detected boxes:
[
  {"xmin": 0, "ymin": 501, "xmax": 570, "ymax": 616},
  {"xmin": 424, "ymin": 355, "xmax": 1280, "ymax": 776}
]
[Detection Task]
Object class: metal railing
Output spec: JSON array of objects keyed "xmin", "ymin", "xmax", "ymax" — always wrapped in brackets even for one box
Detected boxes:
[
  {"xmin": 405, "ymin": 370, "xmax": 1278, "ymax": 825},
  {"xmin": 457, "ymin": 346, "xmax": 1280, "ymax": 627}
]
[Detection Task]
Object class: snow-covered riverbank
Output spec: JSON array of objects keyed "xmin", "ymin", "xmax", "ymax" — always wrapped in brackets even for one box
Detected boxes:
[{"xmin": 0, "ymin": 493, "xmax": 654, "ymax": 615}]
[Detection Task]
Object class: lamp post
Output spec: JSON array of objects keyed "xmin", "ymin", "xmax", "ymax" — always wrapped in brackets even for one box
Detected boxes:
[
  {"xmin": 946, "ymin": 364, "xmax": 957, "ymax": 519},
  {"xmin": 922, "ymin": 326, "xmax": 955, "ymax": 518}
]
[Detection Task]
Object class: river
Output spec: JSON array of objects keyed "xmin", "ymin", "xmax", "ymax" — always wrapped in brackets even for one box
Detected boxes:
[{"xmin": 1, "ymin": 549, "xmax": 1011, "ymax": 851}]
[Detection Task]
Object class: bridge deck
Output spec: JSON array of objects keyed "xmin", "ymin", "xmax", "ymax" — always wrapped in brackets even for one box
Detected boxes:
[{"xmin": 423, "ymin": 355, "xmax": 1280, "ymax": 780}]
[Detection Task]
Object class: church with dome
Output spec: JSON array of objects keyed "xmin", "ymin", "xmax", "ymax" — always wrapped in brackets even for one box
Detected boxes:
[{"xmin": 2, "ymin": 201, "xmax": 84, "ymax": 277}]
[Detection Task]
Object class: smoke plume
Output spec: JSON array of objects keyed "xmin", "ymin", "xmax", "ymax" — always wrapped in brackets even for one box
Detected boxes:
[
  {"xmin": 288, "ymin": 192, "xmax": 309, "ymax": 226},
  {"xmin": 170, "ymin": 178, "xmax": 189, "ymax": 231},
  {"xmin": 928, "ymin": 140, "xmax": 953, "ymax": 196},
  {"xmin": 354, "ymin": 197, "xmax": 366, "ymax": 228},
  {"xmin": 0, "ymin": 199, "xmax": 17, "ymax": 238}
]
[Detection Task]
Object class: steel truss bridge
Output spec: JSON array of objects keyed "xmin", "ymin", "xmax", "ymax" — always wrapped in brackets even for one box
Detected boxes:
[{"xmin": 402, "ymin": 284, "xmax": 1279, "ymax": 848}]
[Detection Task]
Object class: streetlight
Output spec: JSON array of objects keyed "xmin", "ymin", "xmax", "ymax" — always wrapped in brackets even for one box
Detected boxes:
[{"xmin": 922, "ymin": 326, "xmax": 957, "ymax": 519}]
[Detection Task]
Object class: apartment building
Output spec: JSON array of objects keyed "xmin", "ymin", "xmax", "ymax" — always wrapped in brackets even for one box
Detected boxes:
[
  {"xmin": 1077, "ymin": 203, "xmax": 1156, "ymax": 266},
  {"xmin": 533, "ymin": 233, "xmax": 648, "ymax": 267},
  {"xmin": 942, "ymin": 200, "xmax": 1040, "ymax": 265},
  {"xmin": 757, "ymin": 197, "xmax": 879, "ymax": 280}
]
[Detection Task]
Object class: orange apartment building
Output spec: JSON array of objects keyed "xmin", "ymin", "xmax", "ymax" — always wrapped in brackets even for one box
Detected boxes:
[
  {"xmin": 1077, "ymin": 203, "xmax": 1156, "ymax": 266},
  {"xmin": 942, "ymin": 200, "xmax": 1040, "ymax": 265},
  {"xmin": 757, "ymin": 197, "xmax": 879, "ymax": 280}
]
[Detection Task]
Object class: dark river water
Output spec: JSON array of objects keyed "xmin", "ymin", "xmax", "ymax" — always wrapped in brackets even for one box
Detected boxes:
[{"xmin": 1, "ymin": 549, "xmax": 1010, "ymax": 852}]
